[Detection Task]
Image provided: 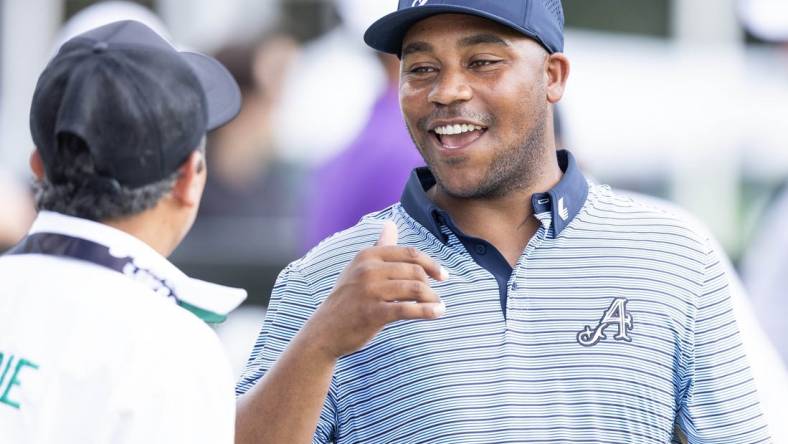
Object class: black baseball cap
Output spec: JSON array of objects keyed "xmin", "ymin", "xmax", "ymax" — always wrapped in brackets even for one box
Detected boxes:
[
  {"xmin": 30, "ymin": 20, "xmax": 242, "ymax": 188},
  {"xmin": 364, "ymin": 0, "xmax": 565, "ymax": 56}
]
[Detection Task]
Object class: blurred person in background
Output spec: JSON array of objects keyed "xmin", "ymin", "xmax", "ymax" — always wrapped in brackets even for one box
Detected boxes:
[
  {"xmin": 741, "ymin": 184, "xmax": 788, "ymax": 368},
  {"xmin": 183, "ymin": 33, "xmax": 303, "ymax": 378},
  {"xmin": 738, "ymin": 0, "xmax": 788, "ymax": 372},
  {"xmin": 304, "ymin": 49, "xmax": 425, "ymax": 251},
  {"xmin": 272, "ymin": 0, "xmax": 392, "ymax": 166},
  {"xmin": 0, "ymin": 171, "xmax": 35, "ymax": 252},
  {"xmin": 198, "ymin": 34, "xmax": 302, "ymax": 222},
  {"xmin": 179, "ymin": 31, "xmax": 306, "ymax": 274},
  {"xmin": 0, "ymin": 21, "xmax": 244, "ymax": 443},
  {"xmin": 235, "ymin": 1, "xmax": 771, "ymax": 442},
  {"xmin": 302, "ymin": 0, "xmax": 424, "ymax": 252},
  {"xmin": 169, "ymin": 28, "xmax": 306, "ymax": 296}
]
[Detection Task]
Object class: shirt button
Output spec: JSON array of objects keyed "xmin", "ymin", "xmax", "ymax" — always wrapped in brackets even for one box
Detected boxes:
[
  {"xmin": 511, "ymin": 282, "xmax": 519, "ymax": 291},
  {"xmin": 474, "ymin": 244, "xmax": 487, "ymax": 255}
]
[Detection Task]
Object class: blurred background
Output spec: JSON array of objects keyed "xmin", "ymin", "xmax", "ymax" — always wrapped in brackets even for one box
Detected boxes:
[{"xmin": 1, "ymin": 0, "xmax": 787, "ymax": 427}]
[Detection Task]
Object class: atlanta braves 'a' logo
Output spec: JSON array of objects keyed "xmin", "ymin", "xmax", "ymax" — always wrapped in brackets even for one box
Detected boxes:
[{"xmin": 577, "ymin": 298, "xmax": 633, "ymax": 347}]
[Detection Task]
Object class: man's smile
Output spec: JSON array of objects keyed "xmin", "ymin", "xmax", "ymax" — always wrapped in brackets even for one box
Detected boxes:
[{"xmin": 428, "ymin": 119, "xmax": 489, "ymax": 151}]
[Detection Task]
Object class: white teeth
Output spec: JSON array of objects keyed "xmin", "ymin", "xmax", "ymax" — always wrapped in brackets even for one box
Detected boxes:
[{"xmin": 434, "ymin": 124, "xmax": 484, "ymax": 135}]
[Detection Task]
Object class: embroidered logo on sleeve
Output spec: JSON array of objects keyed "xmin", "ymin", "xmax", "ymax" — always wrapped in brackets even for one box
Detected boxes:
[{"xmin": 577, "ymin": 298, "xmax": 634, "ymax": 347}]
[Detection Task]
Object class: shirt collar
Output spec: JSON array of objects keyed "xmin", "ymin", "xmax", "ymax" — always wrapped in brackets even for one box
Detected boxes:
[
  {"xmin": 400, "ymin": 149, "xmax": 589, "ymax": 240},
  {"xmin": 25, "ymin": 211, "xmax": 247, "ymax": 323}
]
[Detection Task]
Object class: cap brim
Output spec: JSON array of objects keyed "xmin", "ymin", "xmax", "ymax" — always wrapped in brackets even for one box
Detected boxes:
[
  {"xmin": 182, "ymin": 52, "xmax": 241, "ymax": 131},
  {"xmin": 364, "ymin": 5, "xmax": 547, "ymax": 55}
]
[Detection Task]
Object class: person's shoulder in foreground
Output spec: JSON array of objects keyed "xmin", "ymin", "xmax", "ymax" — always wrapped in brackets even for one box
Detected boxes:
[
  {"xmin": 0, "ymin": 20, "xmax": 244, "ymax": 444},
  {"xmin": 235, "ymin": 1, "xmax": 771, "ymax": 443}
]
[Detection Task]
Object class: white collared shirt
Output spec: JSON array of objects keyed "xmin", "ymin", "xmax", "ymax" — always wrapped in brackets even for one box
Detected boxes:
[{"xmin": 0, "ymin": 212, "xmax": 246, "ymax": 444}]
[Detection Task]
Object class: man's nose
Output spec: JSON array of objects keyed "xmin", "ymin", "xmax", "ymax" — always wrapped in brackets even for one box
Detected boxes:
[{"xmin": 427, "ymin": 69, "xmax": 473, "ymax": 106}]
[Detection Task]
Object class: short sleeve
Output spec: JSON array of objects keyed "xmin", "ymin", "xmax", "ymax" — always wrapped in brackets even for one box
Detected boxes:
[
  {"xmin": 676, "ymin": 242, "xmax": 772, "ymax": 443},
  {"xmin": 235, "ymin": 261, "xmax": 338, "ymax": 443}
]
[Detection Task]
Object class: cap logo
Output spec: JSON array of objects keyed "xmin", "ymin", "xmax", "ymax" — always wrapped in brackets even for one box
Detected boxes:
[{"xmin": 411, "ymin": 0, "xmax": 429, "ymax": 6}]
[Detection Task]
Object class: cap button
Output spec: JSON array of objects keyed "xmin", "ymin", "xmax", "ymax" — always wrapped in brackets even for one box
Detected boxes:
[{"xmin": 92, "ymin": 42, "xmax": 109, "ymax": 53}]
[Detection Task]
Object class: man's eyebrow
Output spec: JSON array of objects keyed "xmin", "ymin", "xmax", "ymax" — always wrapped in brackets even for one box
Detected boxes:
[
  {"xmin": 458, "ymin": 33, "xmax": 509, "ymax": 48},
  {"xmin": 402, "ymin": 41, "xmax": 433, "ymax": 56}
]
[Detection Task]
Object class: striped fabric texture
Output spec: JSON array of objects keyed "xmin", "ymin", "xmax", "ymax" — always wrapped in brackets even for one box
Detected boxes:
[{"xmin": 237, "ymin": 160, "xmax": 770, "ymax": 443}]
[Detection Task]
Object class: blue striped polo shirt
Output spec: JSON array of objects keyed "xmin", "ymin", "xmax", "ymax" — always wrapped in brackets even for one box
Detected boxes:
[{"xmin": 237, "ymin": 150, "xmax": 770, "ymax": 443}]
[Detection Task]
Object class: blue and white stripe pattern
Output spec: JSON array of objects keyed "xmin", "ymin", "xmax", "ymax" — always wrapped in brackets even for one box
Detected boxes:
[{"xmin": 237, "ymin": 151, "xmax": 770, "ymax": 443}]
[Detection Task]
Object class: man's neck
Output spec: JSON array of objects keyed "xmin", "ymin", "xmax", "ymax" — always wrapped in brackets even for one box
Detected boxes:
[
  {"xmin": 428, "ymin": 155, "xmax": 563, "ymax": 267},
  {"xmin": 102, "ymin": 208, "xmax": 182, "ymax": 258}
]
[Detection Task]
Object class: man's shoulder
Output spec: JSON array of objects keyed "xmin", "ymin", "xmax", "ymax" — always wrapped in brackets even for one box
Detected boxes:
[
  {"xmin": 0, "ymin": 254, "xmax": 231, "ymax": 397},
  {"xmin": 101, "ymin": 293, "xmax": 233, "ymax": 405},
  {"xmin": 0, "ymin": 254, "xmax": 154, "ymax": 318},
  {"xmin": 300, "ymin": 205, "xmax": 400, "ymax": 266},
  {"xmin": 0, "ymin": 253, "xmax": 224, "ymax": 358},
  {"xmin": 98, "ymin": 297, "xmax": 234, "ymax": 443},
  {"xmin": 0, "ymin": 252, "xmax": 124, "ymax": 282},
  {"xmin": 583, "ymin": 183, "xmax": 713, "ymax": 250},
  {"xmin": 110, "ymin": 286, "xmax": 228, "ymax": 372},
  {"xmin": 132, "ymin": 302, "xmax": 232, "ymax": 383}
]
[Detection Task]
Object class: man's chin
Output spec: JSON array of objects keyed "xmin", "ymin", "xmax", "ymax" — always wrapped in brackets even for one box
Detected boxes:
[{"xmin": 433, "ymin": 175, "xmax": 495, "ymax": 200}]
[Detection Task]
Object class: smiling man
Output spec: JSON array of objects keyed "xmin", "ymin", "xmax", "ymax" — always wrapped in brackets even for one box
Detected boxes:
[{"xmin": 235, "ymin": 2, "xmax": 771, "ymax": 443}]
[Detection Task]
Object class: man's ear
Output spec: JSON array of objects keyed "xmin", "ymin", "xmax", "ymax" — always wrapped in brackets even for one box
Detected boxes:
[
  {"xmin": 29, "ymin": 150, "xmax": 46, "ymax": 180},
  {"xmin": 546, "ymin": 53, "xmax": 570, "ymax": 104},
  {"xmin": 170, "ymin": 150, "xmax": 206, "ymax": 208}
]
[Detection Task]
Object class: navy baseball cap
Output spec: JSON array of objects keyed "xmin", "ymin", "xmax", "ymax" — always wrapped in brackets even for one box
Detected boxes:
[
  {"xmin": 364, "ymin": 0, "xmax": 565, "ymax": 56},
  {"xmin": 30, "ymin": 20, "xmax": 241, "ymax": 188}
]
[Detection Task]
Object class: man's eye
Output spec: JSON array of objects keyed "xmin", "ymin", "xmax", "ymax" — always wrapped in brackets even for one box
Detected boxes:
[
  {"xmin": 470, "ymin": 59, "xmax": 501, "ymax": 68},
  {"xmin": 410, "ymin": 66, "xmax": 436, "ymax": 74}
]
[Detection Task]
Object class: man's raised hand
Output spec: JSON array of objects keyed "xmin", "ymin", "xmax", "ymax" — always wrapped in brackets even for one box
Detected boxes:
[{"xmin": 305, "ymin": 221, "xmax": 448, "ymax": 360}]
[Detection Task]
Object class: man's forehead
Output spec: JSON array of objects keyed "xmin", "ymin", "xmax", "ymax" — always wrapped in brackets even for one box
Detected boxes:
[{"xmin": 402, "ymin": 13, "xmax": 535, "ymax": 55}]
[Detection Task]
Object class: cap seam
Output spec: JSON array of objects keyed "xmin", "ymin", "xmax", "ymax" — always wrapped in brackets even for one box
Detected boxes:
[
  {"xmin": 105, "ymin": 20, "xmax": 133, "ymax": 43},
  {"xmin": 102, "ymin": 54, "xmax": 164, "ymax": 184}
]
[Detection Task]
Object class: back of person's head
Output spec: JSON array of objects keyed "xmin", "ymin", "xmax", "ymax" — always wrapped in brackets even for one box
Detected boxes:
[
  {"xmin": 29, "ymin": 20, "xmax": 240, "ymax": 223},
  {"xmin": 34, "ymin": 133, "xmax": 188, "ymax": 221}
]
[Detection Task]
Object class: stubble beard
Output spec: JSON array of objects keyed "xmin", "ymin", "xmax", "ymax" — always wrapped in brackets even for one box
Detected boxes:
[{"xmin": 407, "ymin": 102, "xmax": 548, "ymax": 200}]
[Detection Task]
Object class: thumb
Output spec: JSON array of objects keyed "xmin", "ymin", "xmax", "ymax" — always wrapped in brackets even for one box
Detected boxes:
[{"xmin": 376, "ymin": 220, "xmax": 398, "ymax": 246}]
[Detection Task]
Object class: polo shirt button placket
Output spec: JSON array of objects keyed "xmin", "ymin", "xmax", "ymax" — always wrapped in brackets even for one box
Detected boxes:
[{"xmin": 507, "ymin": 279, "xmax": 519, "ymax": 315}]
